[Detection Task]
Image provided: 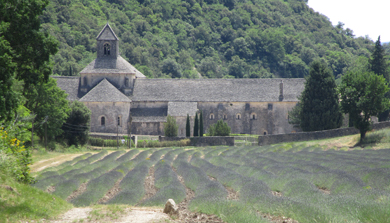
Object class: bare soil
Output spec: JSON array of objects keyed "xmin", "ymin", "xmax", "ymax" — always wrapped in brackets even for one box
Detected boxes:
[
  {"xmin": 98, "ymin": 178, "xmax": 123, "ymax": 204},
  {"xmin": 138, "ymin": 166, "xmax": 158, "ymax": 204},
  {"xmin": 66, "ymin": 182, "xmax": 88, "ymax": 202}
]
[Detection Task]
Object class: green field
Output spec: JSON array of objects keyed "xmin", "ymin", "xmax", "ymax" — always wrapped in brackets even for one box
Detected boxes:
[{"xmin": 29, "ymin": 139, "xmax": 390, "ymax": 223}]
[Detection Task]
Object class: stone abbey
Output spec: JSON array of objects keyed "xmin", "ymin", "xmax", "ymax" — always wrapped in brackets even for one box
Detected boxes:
[{"xmin": 54, "ymin": 23, "xmax": 305, "ymax": 136}]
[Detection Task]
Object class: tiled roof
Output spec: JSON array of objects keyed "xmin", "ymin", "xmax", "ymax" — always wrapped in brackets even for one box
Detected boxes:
[
  {"xmin": 132, "ymin": 78, "xmax": 304, "ymax": 102},
  {"xmin": 52, "ymin": 76, "xmax": 80, "ymax": 101},
  {"xmin": 79, "ymin": 56, "xmax": 146, "ymax": 78},
  {"xmin": 168, "ymin": 102, "xmax": 198, "ymax": 117},
  {"xmin": 96, "ymin": 23, "xmax": 119, "ymax": 40},
  {"xmin": 132, "ymin": 116, "xmax": 167, "ymax": 122},
  {"xmin": 79, "ymin": 79, "xmax": 131, "ymax": 102},
  {"xmin": 130, "ymin": 107, "xmax": 167, "ymax": 117}
]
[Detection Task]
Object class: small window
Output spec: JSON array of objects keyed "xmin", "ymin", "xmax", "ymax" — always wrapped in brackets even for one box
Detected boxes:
[
  {"xmin": 264, "ymin": 132, "xmax": 267, "ymax": 135},
  {"xmin": 236, "ymin": 113, "xmax": 241, "ymax": 120},
  {"xmin": 223, "ymin": 114, "xmax": 227, "ymax": 120},
  {"xmin": 268, "ymin": 103, "xmax": 273, "ymax": 110},
  {"xmin": 104, "ymin": 43, "xmax": 111, "ymax": 55},
  {"xmin": 210, "ymin": 113, "xmax": 214, "ymax": 120},
  {"xmin": 117, "ymin": 116, "xmax": 121, "ymax": 126},
  {"xmin": 101, "ymin": 117, "xmax": 105, "ymax": 126},
  {"xmin": 251, "ymin": 113, "xmax": 257, "ymax": 120}
]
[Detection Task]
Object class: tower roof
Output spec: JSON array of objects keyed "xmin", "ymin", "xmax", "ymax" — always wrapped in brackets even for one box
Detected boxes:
[
  {"xmin": 79, "ymin": 78, "xmax": 131, "ymax": 102},
  {"xmin": 96, "ymin": 23, "xmax": 119, "ymax": 41}
]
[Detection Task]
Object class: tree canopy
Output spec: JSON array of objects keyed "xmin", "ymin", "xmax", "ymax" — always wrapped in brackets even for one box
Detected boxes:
[
  {"xmin": 61, "ymin": 101, "xmax": 91, "ymax": 146},
  {"xmin": 0, "ymin": 0, "xmax": 58, "ymax": 121},
  {"xmin": 294, "ymin": 60, "xmax": 343, "ymax": 131},
  {"xmin": 40, "ymin": 0, "xmax": 374, "ymax": 79},
  {"xmin": 339, "ymin": 71, "xmax": 390, "ymax": 141},
  {"xmin": 208, "ymin": 119, "xmax": 231, "ymax": 136}
]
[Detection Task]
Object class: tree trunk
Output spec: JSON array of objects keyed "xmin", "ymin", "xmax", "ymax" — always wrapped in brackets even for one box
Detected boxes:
[{"xmin": 360, "ymin": 130, "xmax": 366, "ymax": 142}]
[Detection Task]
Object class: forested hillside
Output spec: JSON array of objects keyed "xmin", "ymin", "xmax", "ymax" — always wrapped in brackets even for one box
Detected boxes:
[{"xmin": 42, "ymin": 0, "xmax": 375, "ymax": 79}]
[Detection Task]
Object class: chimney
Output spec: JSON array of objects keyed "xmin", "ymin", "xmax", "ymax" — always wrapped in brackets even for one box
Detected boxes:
[{"xmin": 279, "ymin": 80, "xmax": 284, "ymax": 101}]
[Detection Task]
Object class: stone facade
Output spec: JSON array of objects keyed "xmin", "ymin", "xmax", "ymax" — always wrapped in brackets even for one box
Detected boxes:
[{"xmin": 54, "ymin": 23, "xmax": 306, "ymax": 136}]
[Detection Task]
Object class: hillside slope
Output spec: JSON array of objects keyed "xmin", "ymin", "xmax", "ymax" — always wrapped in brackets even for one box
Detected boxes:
[{"xmin": 42, "ymin": 0, "xmax": 374, "ymax": 79}]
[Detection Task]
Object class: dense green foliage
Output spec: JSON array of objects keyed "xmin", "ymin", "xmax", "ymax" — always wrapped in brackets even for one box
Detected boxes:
[
  {"xmin": 186, "ymin": 114, "xmax": 190, "ymax": 137},
  {"xmin": 61, "ymin": 101, "xmax": 91, "ymax": 146},
  {"xmin": 369, "ymin": 37, "xmax": 390, "ymax": 121},
  {"xmin": 164, "ymin": 115, "xmax": 178, "ymax": 137},
  {"xmin": 294, "ymin": 60, "xmax": 343, "ymax": 131},
  {"xmin": 194, "ymin": 112, "xmax": 199, "ymax": 137},
  {"xmin": 339, "ymin": 71, "xmax": 390, "ymax": 141},
  {"xmin": 208, "ymin": 119, "xmax": 231, "ymax": 136},
  {"xmin": 0, "ymin": 0, "xmax": 58, "ymax": 121},
  {"xmin": 40, "ymin": 0, "xmax": 374, "ymax": 79},
  {"xmin": 25, "ymin": 77, "xmax": 70, "ymax": 144}
]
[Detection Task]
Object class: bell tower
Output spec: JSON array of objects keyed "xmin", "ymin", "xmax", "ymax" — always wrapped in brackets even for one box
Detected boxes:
[{"xmin": 96, "ymin": 23, "xmax": 119, "ymax": 59}]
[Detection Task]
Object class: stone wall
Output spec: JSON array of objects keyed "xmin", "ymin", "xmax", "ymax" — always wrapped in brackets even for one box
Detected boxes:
[
  {"xmin": 159, "ymin": 136, "xmax": 234, "ymax": 147},
  {"xmin": 258, "ymin": 121, "xmax": 390, "ymax": 146},
  {"xmin": 198, "ymin": 101, "xmax": 298, "ymax": 135},
  {"xmin": 84, "ymin": 101, "xmax": 130, "ymax": 134},
  {"xmin": 131, "ymin": 122, "xmax": 164, "ymax": 135}
]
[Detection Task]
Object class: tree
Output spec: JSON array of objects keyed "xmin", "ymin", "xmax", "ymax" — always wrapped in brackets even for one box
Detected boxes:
[
  {"xmin": 369, "ymin": 36, "xmax": 390, "ymax": 121},
  {"xmin": 208, "ymin": 119, "xmax": 231, "ymax": 136},
  {"xmin": 339, "ymin": 71, "xmax": 390, "ymax": 141},
  {"xmin": 193, "ymin": 113, "xmax": 199, "ymax": 137},
  {"xmin": 199, "ymin": 111, "xmax": 204, "ymax": 137},
  {"xmin": 0, "ymin": 0, "xmax": 58, "ymax": 122},
  {"xmin": 298, "ymin": 60, "xmax": 343, "ymax": 131},
  {"xmin": 164, "ymin": 115, "xmax": 178, "ymax": 137},
  {"xmin": 25, "ymin": 77, "xmax": 70, "ymax": 144},
  {"xmin": 62, "ymin": 101, "xmax": 91, "ymax": 146},
  {"xmin": 186, "ymin": 114, "xmax": 190, "ymax": 137}
]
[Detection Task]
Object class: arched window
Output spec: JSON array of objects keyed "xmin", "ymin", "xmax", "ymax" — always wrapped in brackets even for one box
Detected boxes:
[
  {"xmin": 223, "ymin": 114, "xmax": 227, "ymax": 120},
  {"xmin": 209, "ymin": 113, "xmax": 214, "ymax": 120},
  {"xmin": 236, "ymin": 113, "xmax": 241, "ymax": 120},
  {"xmin": 101, "ymin": 116, "xmax": 105, "ymax": 126},
  {"xmin": 104, "ymin": 43, "xmax": 111, "ymax": 55},
  {"xmin": 251, "ymin": 113, "xmax": 257, "ymax": 120},
  {"xmin": 264, "ymin": 132, "xmax": 267, "ymax": 135},
  {"xmin": 83, "ymin": 76, "xmax": 88, "ymax": 86},
  {"xmin": 117, "ymin": 116, "xmax": 121, "ymax": 126}
]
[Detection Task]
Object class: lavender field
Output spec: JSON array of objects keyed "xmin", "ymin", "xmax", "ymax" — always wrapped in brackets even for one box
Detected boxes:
[{"xmin": 34, "ymin": 145, "xmax": 390, "ymax": 223}]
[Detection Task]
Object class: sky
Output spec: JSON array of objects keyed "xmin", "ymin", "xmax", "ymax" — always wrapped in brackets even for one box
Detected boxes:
[{"xmin": 307, "ymin": 0, "xmax": 389, "ymax": 43}]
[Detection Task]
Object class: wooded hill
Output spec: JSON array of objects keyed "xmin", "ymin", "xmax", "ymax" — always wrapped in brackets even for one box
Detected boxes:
[{"xmin": 42, "ymin": 0, "xmax": 375, "ymax": 79}]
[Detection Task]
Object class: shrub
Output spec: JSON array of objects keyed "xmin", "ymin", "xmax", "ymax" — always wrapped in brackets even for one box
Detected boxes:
[
  {"xmin": 164, "ymin": 115, "xmax": 178, "ymax": 137},
  {"xmin": 208, "ymin": 119, "xmax": 231, "ymax": 136},
  {"xmin": 61, "ymin": 101, "xmax": 91, "ymax": 146}
]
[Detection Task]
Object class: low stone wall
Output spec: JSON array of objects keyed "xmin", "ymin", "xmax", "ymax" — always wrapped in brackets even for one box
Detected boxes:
[
  {"xmin": 258, "ymin": 121, "xmax": 390, "ymax": 146},
  {"xmin": 159, "ymin": 136, "xmax": 235, "ymax": 147}
]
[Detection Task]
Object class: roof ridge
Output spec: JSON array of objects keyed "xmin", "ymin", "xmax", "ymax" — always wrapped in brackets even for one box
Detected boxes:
[{"xmin": 80, "ymin": 78, "xmax": 131, "ymax": 102}]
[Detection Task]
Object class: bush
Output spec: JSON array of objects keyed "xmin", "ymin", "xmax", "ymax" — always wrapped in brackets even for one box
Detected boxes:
[
  {"xmin": 208, "ymin": 119, "xmax": 231, "ymax": 136},
  {"xmin": 61, "ymin": 101, "xmax": 91, "ymax": 146},
  {"xmin": 164, "ymin": 115, "xmax": 178, "ymax": 137}
]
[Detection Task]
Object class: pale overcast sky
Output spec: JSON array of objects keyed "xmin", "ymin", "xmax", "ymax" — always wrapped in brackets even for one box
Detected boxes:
[{"xmin": 307, "ymin": 0, "xmax": 389, "ymax": 43}]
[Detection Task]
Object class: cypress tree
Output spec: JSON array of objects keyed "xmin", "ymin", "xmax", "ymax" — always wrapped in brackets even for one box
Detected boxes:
[
  {"xmin": 199, "ymin": 110, "xmax": 204, "ymax": 137},
  {"xmin": 299, "ymin": 60, "xmax": 343, "ymax": 131},
  {"xmin": 370, "ymin": 36, "xmax": 390, "ymax": 121},
  {"xmin": 186, "ymin": 114, "xmax": 190, "ymax": 137},
  {"xmin": 193, "ymin": 113, "xmax": 199, "ymax": 137}
]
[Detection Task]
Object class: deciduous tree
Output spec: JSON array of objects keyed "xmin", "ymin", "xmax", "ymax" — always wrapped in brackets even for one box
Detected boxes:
[
  {"xmin": 208, "ymin": 119, "xmax": 231, "ymax": 136},
  {"xmin": 339, "ymin": 71, "xmax": 390, "ymax": 141},
  {"xmin": 62, "ymin": 101, "xmax": 91, "ymax": 146}
]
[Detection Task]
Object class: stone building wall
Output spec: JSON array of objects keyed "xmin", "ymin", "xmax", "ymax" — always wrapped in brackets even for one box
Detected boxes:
[
  {"xmin": 198, "ymin": 101, "xmax": 297, "ymax": 135},
  {"xmin": 83, "ymin": 101, "xmax": 130, "ymax": 134},
  {"xmin": 131, "ymin": 122, "xmax": 164, "ymax": 135}
]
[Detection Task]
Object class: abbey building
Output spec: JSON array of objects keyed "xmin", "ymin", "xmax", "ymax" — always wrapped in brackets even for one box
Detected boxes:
[{"xmin": 54, "ymin": 23, "xmax": 305, "ymax": 136}]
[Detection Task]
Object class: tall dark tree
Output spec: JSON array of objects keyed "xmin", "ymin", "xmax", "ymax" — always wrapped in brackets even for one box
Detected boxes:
[
  {"xmin": 369, "ymin": 36, "xmax": 390, "ymax": 121},
  {"xmin": 0, "ymin": 0, "xmax": 58, "ymax": 121},
  {"xmin": 186, "ymin": 114, "xmax": 190, "ymax": 137},
  {"xmin": 193, "ymin": 113, "xmax": 199, "ymax": 137},
  {"xmin": 299, "ymin": 60, "xmax": 343, "ymax": 131},
  {"xmin": 199, "ymin": 111, "xmax": 204, "ymax": 137}
]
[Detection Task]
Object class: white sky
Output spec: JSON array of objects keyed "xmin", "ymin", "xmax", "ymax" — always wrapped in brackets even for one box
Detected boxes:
[{"xmin": 307, "ymin": 0, "xmax": 390, "ymax": 43}]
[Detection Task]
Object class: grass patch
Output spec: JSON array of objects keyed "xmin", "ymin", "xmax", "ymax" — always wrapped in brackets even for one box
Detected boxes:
[{"xmin": 0, "ymin": 172, "xmax": 72, "ymax": 222}]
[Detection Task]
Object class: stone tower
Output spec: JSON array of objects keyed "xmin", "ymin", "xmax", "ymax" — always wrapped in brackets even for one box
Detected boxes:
[{"xmin": 79, "ymin": 23, "xmax": 145, "ymax": 96}]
